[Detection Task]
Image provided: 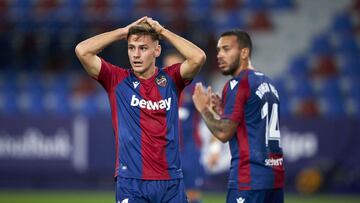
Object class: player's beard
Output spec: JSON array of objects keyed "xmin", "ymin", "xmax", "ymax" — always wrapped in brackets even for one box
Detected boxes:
[{"xmin": 221, "ymin": 55, "xmax": 240, "ymax": 76}]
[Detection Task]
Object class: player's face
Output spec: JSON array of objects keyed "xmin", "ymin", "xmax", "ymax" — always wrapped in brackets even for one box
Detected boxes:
[
  {"xmin": 128, "ymin": 34, "xmax": 161, "ymax": 78},
  {"xmin": 216, "ymin": 35, "xmax": 241, "ymax": 76}
]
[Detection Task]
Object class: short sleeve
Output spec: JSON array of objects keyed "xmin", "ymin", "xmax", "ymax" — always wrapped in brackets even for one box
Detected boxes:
[
  {"xmin": 221, "ymin": 76, "xmax": 250, "ymax": 122},
  {"xmin": 96, "ymin": 58, "xmax": 129, "ymax": 92},
  {"xmin": 163, "ymin": 63, "xmax": 192, "ymax": 94}
]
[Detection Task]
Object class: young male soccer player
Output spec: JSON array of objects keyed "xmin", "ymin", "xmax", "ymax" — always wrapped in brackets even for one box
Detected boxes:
[
  {"xmin": 192, "ymin": 30, "xmax": 284, "ymax": 203},
  {"xmin": 75, "ymin": 17, "xmax": 206, "ymax": 203},
  {"xmin": 163, "ymin": 50, "xmax": 204, "ymax": 203}
]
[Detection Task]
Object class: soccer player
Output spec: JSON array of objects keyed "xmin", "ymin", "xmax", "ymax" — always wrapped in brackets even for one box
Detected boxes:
[
  {"xmin": 163, "ymin": 50, "xmax": 204, "ymax": 203},
  {"xmin": 75, "ymin": 17, "xmax": 206, "ymax": 203},
  {"xmin": 192, "ymin": 30, "xmax": 284, "ymax": 203}
]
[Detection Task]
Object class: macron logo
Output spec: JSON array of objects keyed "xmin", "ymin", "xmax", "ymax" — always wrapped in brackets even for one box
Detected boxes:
[
  {"xmin": 118, "ymin": 199, "xmax": 128, "ymax": 203},
  {"xmin": 237, "ymin": 197, "xmax": 245, "ymax": 203},
  {"xmin": 133, "ymin": 81, "xmax": 140, "ymax": 88},
  {"xmin": 230, "ymin": 80, "xmax": 238, "ymax": 90},
  {"xmin": 130, "ymin": 95, "xmax": 171, "ymax": 111}
]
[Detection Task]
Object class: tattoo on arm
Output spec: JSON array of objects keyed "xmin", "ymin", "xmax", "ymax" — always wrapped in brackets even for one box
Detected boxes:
[{"xmin": 201, "ymin": 108, "xmax": 237, "ymax": 141}]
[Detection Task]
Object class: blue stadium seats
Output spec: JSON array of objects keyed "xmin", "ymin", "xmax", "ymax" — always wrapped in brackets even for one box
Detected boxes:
[
  {"xmin": 337, "ymin": 54, "xmax": 360, "ymax": 76},
  {"xmin": 109, "ymin": 0, "xmax": 135, "ymax": 20},
  {"xmin": 315, "ymin": 77, "xmax": 345, "ymax": 116},
  {"xmin": 274, "ymin": 78, "xmax": 291, "ymax": 116},
  {"xmin": 187, "ymin": 0, "xmax": 213, "ymax": 18},
  {"xmin": 288, "ymin": 55, "xmax": 310, "ymax": 78},
  {"xmin": 212, "ymin": 11, "xmax": 245, "ymax": 35},
  {"xmin": 0, "ymin": 91, "xmax": 19, "ymax": 114},
  {"xmin": 7, "ymin": 0, "xmax": 360, "ymax": 118},
  {"xmin": 46, "ymin": 91, "xmax": 71, "ymax": 116},
  {"xmin": 243, "ymin": 0, "xmax": 266, "ymax": 11},
  {"xmin": 310, "ymin": 34, "xmax": 333, "ymax": 56},
  {"xmin": 58, "ymin": 0, "xmax": 85, "ymax": 29},
  {"xmin": 292, "ymin": 76, "xmax": 314, "ymax": 100},
  {"xmin": 334, "ymin": 32, "xmax": 359, "ymax": 54},
  {"xmin": 317, "ymin": 77, "xmax": 342, "ymax": 99},
  {"xmin": 267, "ymin": 0, "xmax": 294, "ymax": 9},
  {"xmin": 332, "ymin": 12, "xmax": 353, "ymax": 33},
  {"xmin": 70, "ymin": 94, "xmax": 98, "ymax": 116}
]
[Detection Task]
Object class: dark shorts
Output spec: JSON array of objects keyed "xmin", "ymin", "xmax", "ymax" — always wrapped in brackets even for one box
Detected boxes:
[
  {"xmin": 181, "ymin": 151, "xmax": 204, "ymax": 190},
  {"xmin": 116, "ymin": 177, "xmax": 188, "ymax": 203},
  {"xmin": 226, "ymin": 188, "xmax": 284, "ymax": 203}
]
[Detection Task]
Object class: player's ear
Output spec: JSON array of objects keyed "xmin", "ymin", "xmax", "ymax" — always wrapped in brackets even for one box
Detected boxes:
[
  {"xmin": 240, "ymin": 47, "xmax": 250, "ymax": 59},
  {"xmin": 155, "ymin": 44, "xmax": 161, "ymax": 58}
]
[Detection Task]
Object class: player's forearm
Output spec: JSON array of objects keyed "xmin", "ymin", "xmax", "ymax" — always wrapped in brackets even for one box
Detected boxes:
[
  {"xmin": 160, "ymin": 29, "xmax": 206, "ymax": 74},
  {"xmin": 75, "ymin": 28, "xmax": 127, "ymax": 57},
  {"xmin": 200, "ymin": 107, "xmax": 236, "ymax": 143}
]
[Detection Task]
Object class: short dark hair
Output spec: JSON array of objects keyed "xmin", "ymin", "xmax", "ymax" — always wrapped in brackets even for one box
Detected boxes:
[
  {"xmin": 220, "ymin": 29, "xmax": 252, "ymax": 57},
  {"xmin": 127, "ymin": 22, "xmax": 160, "ymax": 41}
]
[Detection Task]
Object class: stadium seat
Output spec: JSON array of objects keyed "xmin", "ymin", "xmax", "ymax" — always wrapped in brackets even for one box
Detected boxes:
[
  {"xmin": 243, "ymin": 0, "xmax": 266, "ymax": 11},
  {"xmin": 334, "ymin": 32, "xmax": 359, "ymax": 54},
  {"xmin": 212, "ymin": 11, "xmax": 245, "ymax": 35},
  {"xmin": 44, "ymin": 91, "xmax": 71, "ymax": 116},
  {"xmin": 70, "ymin": 94, "xmax": 98, "ymax": 116},
  {"xmin": 331, "ymin": 12, "xmax": 353, "ymax": 34},
  {"xmin": 295, "ymin": 99, "xmax": 320, "ymax": 117},
  {"xmin": 292, "ymin": 76, "xmax": 314, "ymax": 100},
  {"xmin": 0, "ymin": 91, "xmax": 19, "ymax": 115},
  {"xmin": 186, "ymin": 0, "xmax": 213, "ymax": 19},
  {"xmin": 312, "ymin": 55, "xmax": 338, "ymax": 77},
  {"xmin": 274, "ymin": 78, "xmax": 291, "ymax": 116},
  {"xmin": 337, "ymin": 54, "xmax": 360, "ymax": 76},
  {"xmin": 109, "ymin": 0, "xmax": 134, "ymax": 19},
  {"xmin": 8, "ymin": 0, "xmax": 34, "ymax": 22},
  {"xmin": 249, "ymin": 11, "xmax": 272, "ymax": 30},
  {"xmin": 288, "ymin": 55, "xmax": 310, "ymax": 78},
  {"xmin": 314, "ymin": 77, "xmax": 345, "ymax": 116},
  {"xmin": 267, "ymin": 0, "xmax": 294, "ymax": 9},
  {"xmin": 310, "ymin": 34, "xmax": 333, "ymax": 56}
]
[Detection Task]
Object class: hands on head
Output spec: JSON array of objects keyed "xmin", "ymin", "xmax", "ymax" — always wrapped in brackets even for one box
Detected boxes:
[{"xmin": 124, "ymin": 16, "xmax": 164, "ymax": 35}]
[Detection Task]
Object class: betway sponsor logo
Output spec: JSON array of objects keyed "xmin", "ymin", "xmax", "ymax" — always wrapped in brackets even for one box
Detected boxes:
[{"xmin": 130, "ymin": 95, "xmax": 171, "ymax": 111}]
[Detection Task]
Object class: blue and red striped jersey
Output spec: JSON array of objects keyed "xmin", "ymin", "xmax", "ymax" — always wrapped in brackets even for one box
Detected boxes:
[
  {"xmin": 221, "ymin": 69, "xmax": 285, "ymax": 190},
  {"xmin": 96, "ymin": 58, "xmax": 190, "ymax": 180}
]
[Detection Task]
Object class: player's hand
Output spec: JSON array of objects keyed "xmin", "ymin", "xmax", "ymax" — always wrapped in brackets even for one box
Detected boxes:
[
  {"xmin": 123, "ymin": 16, "xmax": 147, "ymax": 34},
  {"xmin": 192, "ymin": 82, "xmax": 211, "ymax": 113},
  {"xmin": 210, "ymin": 92, "xmax": 223, "ymax": 115},
  {"xmin": 145, "ymin": 17, "xmax": 164, "ymax": 34}
]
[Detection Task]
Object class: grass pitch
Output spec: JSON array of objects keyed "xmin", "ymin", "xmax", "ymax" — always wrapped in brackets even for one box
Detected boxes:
[{"xmin": 0, "ymin": 190, "xmax": 359, "ymax": 203}]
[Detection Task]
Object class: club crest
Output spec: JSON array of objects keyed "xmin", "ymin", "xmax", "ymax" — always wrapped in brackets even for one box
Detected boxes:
[{"xmin": 156, "ymin": 75, "xmax": 167, "ymax": 87}]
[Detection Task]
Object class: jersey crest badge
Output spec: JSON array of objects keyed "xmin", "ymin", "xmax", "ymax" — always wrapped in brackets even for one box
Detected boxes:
[
  {"xmin": 230, "ymin": 80, "xmax": 238, "ymax": 90},
  {"xmin": 156, "ymin": 75, "xmax": 167, "ymax": 87}
]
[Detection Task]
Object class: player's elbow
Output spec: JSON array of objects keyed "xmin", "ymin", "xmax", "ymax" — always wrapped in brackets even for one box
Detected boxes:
[
  {"xmin": 195, "ymin": 50, "xmax": 207, "ymax": 66},
  {"xmin": 75, "ymin": 43, "xmax": 87, "ymax": 58},
  {"xmin": 215, "ymin": 131, "xmax": 232, "ymax": 143},
  {"xmin": 189, "ymin": 50, "xmax": 206, "ymax": 68}
]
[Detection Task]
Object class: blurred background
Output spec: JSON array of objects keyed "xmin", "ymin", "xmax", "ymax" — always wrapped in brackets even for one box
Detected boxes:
[{"xmin": 0, "ymin": 0, "xmax": 360, "ymax": 202}]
